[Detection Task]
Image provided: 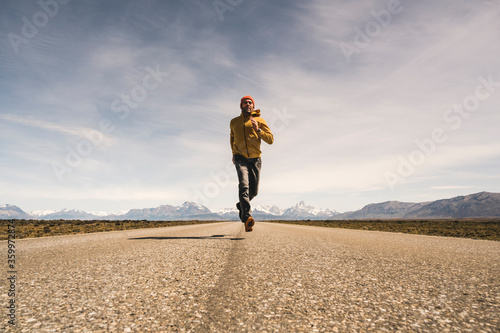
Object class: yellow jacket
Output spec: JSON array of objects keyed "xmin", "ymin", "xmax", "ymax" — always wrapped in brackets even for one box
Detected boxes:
[{"xmin": 230, "ymin": 109, "xmax": 274, "ymax": 158}]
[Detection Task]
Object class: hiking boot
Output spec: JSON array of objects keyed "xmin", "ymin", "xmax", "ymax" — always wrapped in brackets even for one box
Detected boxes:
[{"xmin": 245, "ymin": 216, "xmax": 255, "ymax": 232}]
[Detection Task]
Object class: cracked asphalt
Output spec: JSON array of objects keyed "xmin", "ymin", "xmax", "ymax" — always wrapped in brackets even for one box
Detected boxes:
[{"xmin": 1, "ymin": 221, "xmax": 499, "ymax": 332}]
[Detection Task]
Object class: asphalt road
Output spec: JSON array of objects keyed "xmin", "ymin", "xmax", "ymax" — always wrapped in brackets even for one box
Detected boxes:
[{"xmin": 1, "ymin": 221, "xmax": 499, "ymax": 332}]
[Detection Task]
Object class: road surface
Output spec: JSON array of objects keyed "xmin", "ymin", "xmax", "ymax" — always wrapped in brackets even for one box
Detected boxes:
[{"xmin": 1, "ymin": 221, "xmax": 499, "ymax": 332}]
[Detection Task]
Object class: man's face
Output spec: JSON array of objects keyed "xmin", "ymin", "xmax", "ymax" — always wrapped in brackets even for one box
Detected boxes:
[{"xmin": 241, "ymin": 99, "xmax": 254, "ymax": 114}]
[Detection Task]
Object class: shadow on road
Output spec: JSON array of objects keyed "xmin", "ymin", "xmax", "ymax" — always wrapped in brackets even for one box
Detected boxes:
[{"xmin": 128, "ymin": 234, "xmax": 245, "ymax": 241}]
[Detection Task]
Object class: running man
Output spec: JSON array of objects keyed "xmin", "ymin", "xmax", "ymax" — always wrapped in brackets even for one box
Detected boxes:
[{"xmin": 230, "ymin": 95, "xmax": 274, "ymax": 232}]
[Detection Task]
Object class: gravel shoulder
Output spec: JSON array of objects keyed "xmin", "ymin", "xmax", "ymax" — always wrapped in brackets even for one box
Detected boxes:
[{"xmin": 1, "ymin": 222, "xmax": 499, "ymax": 332}]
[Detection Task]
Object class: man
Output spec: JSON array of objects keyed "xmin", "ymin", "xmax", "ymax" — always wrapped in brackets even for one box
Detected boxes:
[{"xmin": 230, "ymin": 95, "xmax": 274, "ymax": 232}]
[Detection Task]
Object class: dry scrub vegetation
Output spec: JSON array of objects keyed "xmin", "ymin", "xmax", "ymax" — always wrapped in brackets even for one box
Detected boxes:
[
  {"xmin": 0, "ymin": 219, "xmax": 219, "ymax": 240},
  {"xmin": 270, "ymin": 219, "xmax": 500, "ymax": 241},
  {"xmin": 0, "ymin": 219, "xmax": 499, "ymax": 241}
]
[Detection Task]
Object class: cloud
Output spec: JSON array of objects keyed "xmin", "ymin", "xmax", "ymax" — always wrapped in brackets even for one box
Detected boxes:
[
  {"xmin": 0, "ymin": 0, "xmax": 499, "ymax": 213},
  {"xmin": 0, "ymin": 113, "xmax": 88, "ymax": 138},
  {"xmin": 431, "ymin": 186, "xmax": 475, "ymax": 190}
]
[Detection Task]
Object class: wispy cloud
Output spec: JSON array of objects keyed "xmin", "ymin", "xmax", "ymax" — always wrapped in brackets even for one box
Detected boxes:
[
  {"xmin": 0, "ymin": 114, "xmax": 88, "ymax": 138},
  {"xmin": 431, "ymin": 186, "xmax": 475, "ymax": 190},
  {"xmin": 1, "ymin": 0, "xmax": 499, "ymax": 212}
]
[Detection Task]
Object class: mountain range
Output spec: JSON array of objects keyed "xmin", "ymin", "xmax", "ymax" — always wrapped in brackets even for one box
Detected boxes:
[{"xmin": 1, "ymin": 192, "xmax": 499, "ymax": 221}]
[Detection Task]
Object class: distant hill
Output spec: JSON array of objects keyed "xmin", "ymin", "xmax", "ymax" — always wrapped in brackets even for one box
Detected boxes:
[
  {"xmin": 0, "ymin": 204, "xmax": 31, "ymax": 219},
  {"xmin": 402, "ymin": 192, "xmax": 500, "ymax": 219},
  {"xmin": 337, "ymin": 192, "xmax": 500, "ymax": 219},
  {"xmin": 336, "ymin": 201, "xmax": 426, "ymax": 219}
]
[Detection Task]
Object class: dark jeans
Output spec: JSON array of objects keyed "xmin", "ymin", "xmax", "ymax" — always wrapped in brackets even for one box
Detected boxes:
[{"xmin": 234, "ymin": 155, "xmax": 262, "ymax": 222}]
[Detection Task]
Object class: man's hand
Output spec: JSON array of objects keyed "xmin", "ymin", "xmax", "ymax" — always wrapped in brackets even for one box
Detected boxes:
[{"xmin": 250, "ymin": 116, "xmax": 259, "ymax": 132}]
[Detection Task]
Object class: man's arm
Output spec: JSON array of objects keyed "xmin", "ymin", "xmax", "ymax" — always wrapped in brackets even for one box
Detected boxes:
[
  {"xmin": 230, "ymin": 125, "xmax": 235, "ymax": 164},
  {"xmin": 256, "ymin": 118, "xmax": 273, "ymax": 145}
]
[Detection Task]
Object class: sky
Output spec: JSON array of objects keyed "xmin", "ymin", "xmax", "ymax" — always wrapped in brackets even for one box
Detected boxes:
[{"xmin": 1, "ymin": 0, "xmax": 499, "ymax": 214}]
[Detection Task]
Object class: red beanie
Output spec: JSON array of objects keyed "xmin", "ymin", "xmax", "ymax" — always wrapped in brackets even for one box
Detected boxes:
[{"xmin": 240, "ymin": 95, "xmax": 255, "ymax": 108}]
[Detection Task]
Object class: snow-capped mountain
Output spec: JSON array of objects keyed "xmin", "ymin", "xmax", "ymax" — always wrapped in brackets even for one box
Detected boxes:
[
  {"xmin": 1, "ymin": 202, "xmax": 220, "ymax": 221},
  {"xmin": 216, "ymin": 202, "xmax": 338, "ymax": 220},
  {"xmin": 28, "ymin": 210, "xmax": 57, "ymax": 217},
  {"xmin": 282, "ymin": 201, "xmax": 339, "ymax": 219},
  {"xmin": 215, "ymin": 207, "xmax": 239, "ymax": 220},
  {"xmin": 3, "ymin": 192, "xmax": 499, "ymax": 221},
  {"xmin": 38, "ymin": 208, "xmax": 103, "ymax": 220},
  {"xmin": 1, "ymin": 201, "xmax": 339, "ymax": 221},
  {"xmin": 254, "ymin": 205, "xmax": 284, "ymax": 216},
  {"xmin": 90, "ymin": 211, "xmax": 128, "ymax": 217},
  {"xmin": 176, "ymin": 202, "xmax": 212, "ymax": 215},
  {"xmin": 215, "ymin": 207, "xmax": 239, "ymax": 215},
  {"xmin": 120, "ymin": 202, "xmax": 220, "ymax": 221}
]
